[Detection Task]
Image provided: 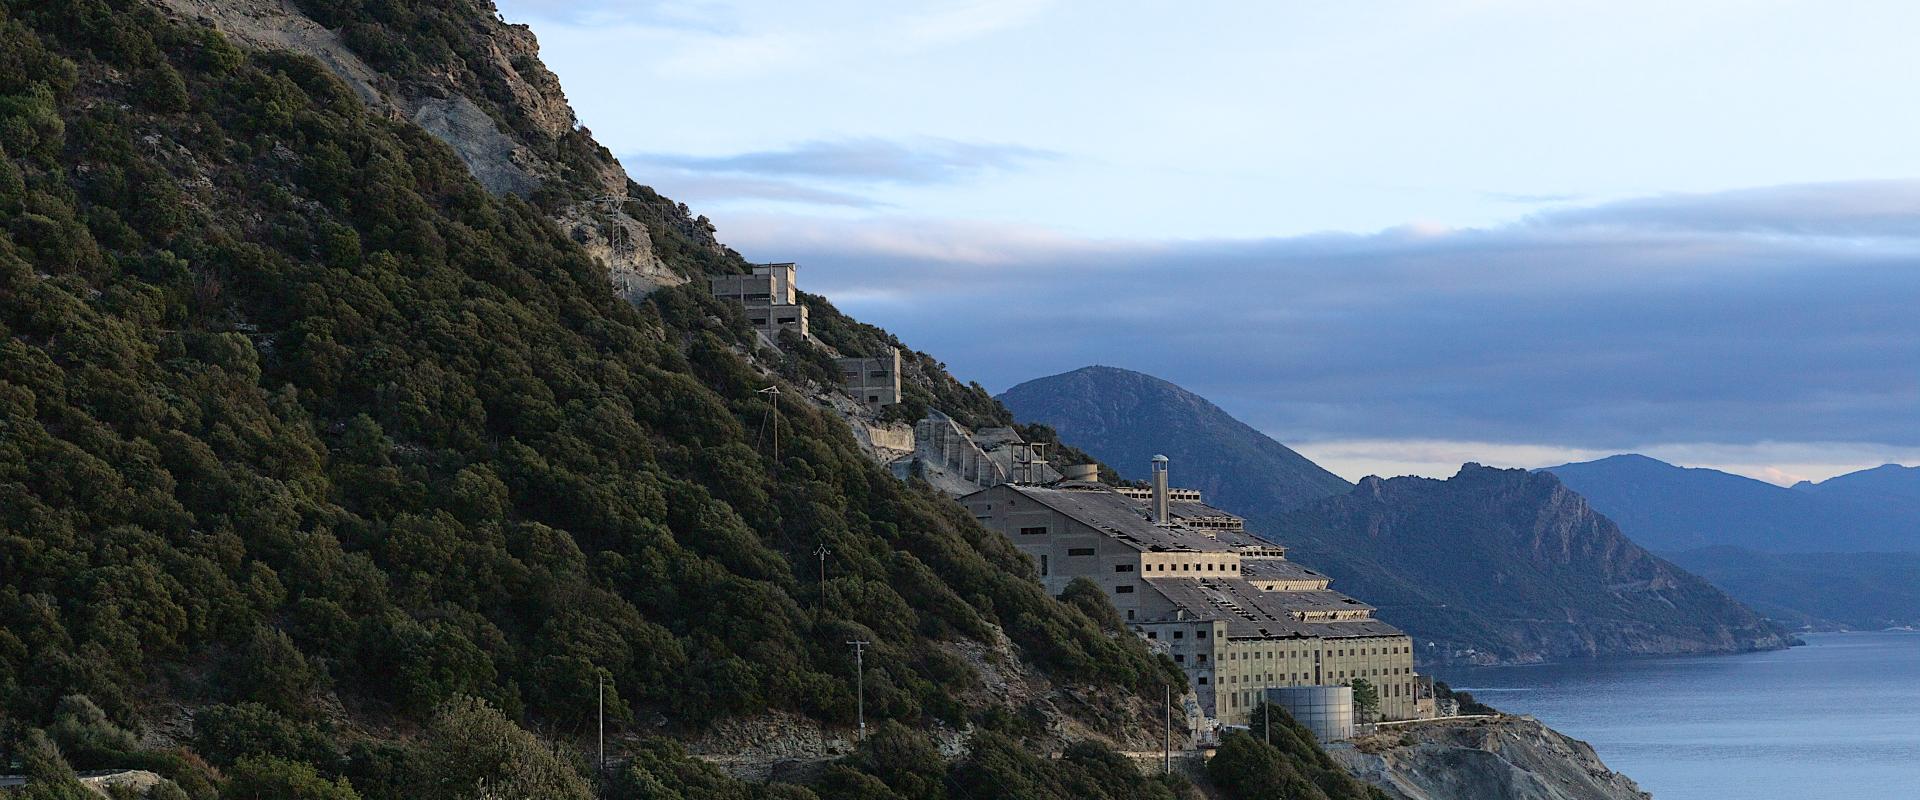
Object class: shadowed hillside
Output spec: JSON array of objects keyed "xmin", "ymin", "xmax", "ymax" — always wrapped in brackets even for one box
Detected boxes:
[
  {"xmin": 1273, "ymin": 466, "xmax": 1794, "ymax": 664},
  {"xmin": 998, "ymin": 366, "xmax": 1351, "ymax": 512}
]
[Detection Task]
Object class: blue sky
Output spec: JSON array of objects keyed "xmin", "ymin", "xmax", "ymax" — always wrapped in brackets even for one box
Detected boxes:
[{"xmin": 500, "ymin": 0, "xmax": 1920, "ymax": 484}]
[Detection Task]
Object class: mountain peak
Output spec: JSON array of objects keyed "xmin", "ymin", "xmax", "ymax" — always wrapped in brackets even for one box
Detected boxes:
[{"xmin": 998, "ymin": 366, "xmax": 1351, "ymax": 513}]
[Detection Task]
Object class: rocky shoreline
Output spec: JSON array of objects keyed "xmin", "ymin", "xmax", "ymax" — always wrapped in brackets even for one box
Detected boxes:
[{"xmin": 1330, "ymin": 716, "xmax": 1649, "ymax": 800}]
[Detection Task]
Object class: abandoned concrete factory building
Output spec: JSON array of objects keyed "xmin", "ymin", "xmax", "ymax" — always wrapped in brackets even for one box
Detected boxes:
[
  {"xmin": 709, "ymin": 262, "xmax": 809, "ymax": 338},
  {"xmin": 707, "ymin": 262, "xmax": 901, "ymax": 407},
  {"xmin": 838, "ymin": 347, "xmax": 902, "ymax": 407},
  {"xmin": 962, "ymin": 456, "xmax": 1421, "ymax": 726}
]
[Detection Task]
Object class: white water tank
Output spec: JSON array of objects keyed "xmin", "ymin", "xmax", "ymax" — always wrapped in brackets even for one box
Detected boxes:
[{"xmin": 1265, "ymin": 685, "xmax": 1355, "ymax": 742}]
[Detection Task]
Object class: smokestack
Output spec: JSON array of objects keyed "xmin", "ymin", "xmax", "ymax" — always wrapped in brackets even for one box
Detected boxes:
[{"xmin": 1151, "ymin": 454, "xmax": 1170, "ymax": 525}]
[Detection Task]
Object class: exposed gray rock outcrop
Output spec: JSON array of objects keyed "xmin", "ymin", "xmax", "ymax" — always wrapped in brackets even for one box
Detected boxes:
[
  {"xmin": 1330, "ymin": 716, "xmax": 1648, "ymax": 800},
  {"xmin": 154, "ymin": 0, "xmax": 686, "ymax": 297}
]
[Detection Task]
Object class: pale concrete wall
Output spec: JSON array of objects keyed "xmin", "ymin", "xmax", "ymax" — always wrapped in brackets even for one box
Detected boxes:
[
  {"xmin": 1196, "ymin": 634, "xmax": 1417, "ymax": 726},
  {"xmin": 963, "ymin": 486, "xmax": 1158, "ymax": 620},
  {"xmin": 837, "ymin": 347, "xmax": 901, "ymax": 407},
  {"xmin": 709, "ymin": 264, "xmax": 808, "ymax": 339}
]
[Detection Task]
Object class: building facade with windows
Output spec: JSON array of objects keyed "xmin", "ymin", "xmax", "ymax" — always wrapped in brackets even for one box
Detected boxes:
[
  {"xmin": 708, "ymin": 262, "xmax": 809, "ymax": 339},
  {"xmin": 960, "ymin": 463, "xmax": 1421, "ymax": 726},
  {"xmin": 836, "ymin": 347, "xmax": 902, "ymax": 407}
]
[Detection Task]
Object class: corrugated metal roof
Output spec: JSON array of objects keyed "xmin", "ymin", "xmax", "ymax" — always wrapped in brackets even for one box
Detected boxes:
[
  {"xmin": 1240, "ymin": 559, "xmax": 1327, "ymax": 582},
  {"xmin": 1142, "ymin": 577, "xmax": 1402, "ymax": 640},
  {"xmin": 1008, "ymin": 486, "xmax": 1266, "ymax": 553}
]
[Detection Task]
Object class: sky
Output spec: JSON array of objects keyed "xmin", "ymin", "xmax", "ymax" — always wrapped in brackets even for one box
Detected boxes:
[{"xmin": 498, "ymin": 0, "xmax": 1920, "ymax": 485}]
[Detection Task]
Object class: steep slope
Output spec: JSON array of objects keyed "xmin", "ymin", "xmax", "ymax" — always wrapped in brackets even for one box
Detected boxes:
[
  {"xmin": 1271, "ymin": 466, "xmax": 1793, "ymax": 664},
  {"xmin": 998, "ymin": 366, "xmax": 1351, "ymax": 512},
  {"xmin": 0, "ymin": 2, "xmax": 1228, "ymax": 798},
  {"xmin": 1544, "ymin": 455, "xmax": 1917, "ymax": 553},
  {"xmin": 1664, "ymin": 547, "xmax": 1920, "ymax": 630}
]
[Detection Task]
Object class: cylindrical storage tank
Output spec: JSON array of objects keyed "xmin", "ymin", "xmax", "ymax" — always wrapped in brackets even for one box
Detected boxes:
[
  {"xmin": 1063, "ymin": 463, "xmax": 1099, "ymax": 482},
  {"xmin": 1265, "ymin": 685, "xmax": 1354, "ymax": 742}
]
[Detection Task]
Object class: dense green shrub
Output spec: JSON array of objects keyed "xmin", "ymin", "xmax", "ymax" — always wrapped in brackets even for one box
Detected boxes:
[
  {"xmin": 225, "ymin": 756, "xmax": 362, "ymax": 800},
  {"xmin": 192, "ymin": 703, "xmax": 338, "ymax": 768},
  {"xmin": 15, "ymin": 729, "xmax": 94, "ymax": 800},
  {"xmin": 416, "ymin": 696, "xmax": 591, "ymax": 800},
  {"xmin": 1214, "ymin": 705, "xmax": 1388, "ymax": 800}
]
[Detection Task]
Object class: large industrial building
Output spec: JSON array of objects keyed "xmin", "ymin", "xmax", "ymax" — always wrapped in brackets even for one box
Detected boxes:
[{"xmin": 961, "ymin": 456, "xmax": 1421, "ymax": 726}]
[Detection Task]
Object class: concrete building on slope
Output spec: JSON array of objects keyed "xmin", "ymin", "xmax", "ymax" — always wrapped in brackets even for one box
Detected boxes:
[
  {"xmin": 961, "ymin": 456, "xmax": 1421, "ymax": 726},
  {"xmin": 709, "ymin": 262, "xmax": 809, "ymax": 339},
  {"xmin": 837, "ymin": 346, "xmax": 902, "ymax": 408}
]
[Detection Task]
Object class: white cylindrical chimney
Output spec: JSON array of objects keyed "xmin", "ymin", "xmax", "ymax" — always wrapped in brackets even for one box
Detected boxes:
[{"xmin": 1151, "ymin": 454, "xmax": 1170, "ymax": 525}]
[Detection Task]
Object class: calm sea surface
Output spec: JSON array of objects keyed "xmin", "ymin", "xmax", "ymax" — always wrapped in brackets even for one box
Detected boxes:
[{"xmin": 1434, "ymin": 631, "xmax": 1920, "ymax": 800}]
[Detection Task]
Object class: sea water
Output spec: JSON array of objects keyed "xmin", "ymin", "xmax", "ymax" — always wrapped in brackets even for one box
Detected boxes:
[{"xmin": 1435, "ymin": 631, "xmax": 1920, "ymax": 799}]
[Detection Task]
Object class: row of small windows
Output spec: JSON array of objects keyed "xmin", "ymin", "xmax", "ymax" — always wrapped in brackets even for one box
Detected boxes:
[
  {"xmin": 1143, "ymin": 562, "xmax": 1238, "ymax": 573},
  {"xmin": 1144, "ymin": 630, "xmax": 1208, "ymax": 640}
]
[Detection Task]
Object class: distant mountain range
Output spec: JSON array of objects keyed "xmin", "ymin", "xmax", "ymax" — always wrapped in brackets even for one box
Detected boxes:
[
  {"xmin": 998, "ymin": 365, "xmax": 1352, "ymax": 511},
  {"xmin": 1543, "ymin": 455, "xmax": 1918, "ymax": 553},
  {"xmin": 1002, "ymin": 366, "xmax": 1792, "ymax": 663},
  {"xmin": 1275, "ymin": 465, "xmax": 1793, "ymax": 663},
  {"xmin": 1542, "ymin": 455, "xmax": 1920, "ymax": 629},
  {"xmin": 1794, "ymin": 463, "xmax": 1920, "ymax": 523},
  {"xmin": 1663, "ymin": 547, "xmax": 1920, "ymax": 630}
]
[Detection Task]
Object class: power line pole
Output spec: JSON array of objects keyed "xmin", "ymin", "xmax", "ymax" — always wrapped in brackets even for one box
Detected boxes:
[
  {"xmin": 848, "ymin": 640, "xmax": 870, "ymax": 740},
  {"xmin": 1163, "ymin": 684, "xmax": 1171, "ymax": 775},
  {"xmin": 1264, "ymin": 694, "xmax": 1270, "ymax": 746},
  {"xmin": 597, "ymin": 674, "xmax": 606, "ymax": 783},
  {"xmin": 756, "ymin": 386, "xmax": 781, "ymax": 462},
  {"xmin": 814, "ymin": 544, "xmax": 830, "ymax": 585}
]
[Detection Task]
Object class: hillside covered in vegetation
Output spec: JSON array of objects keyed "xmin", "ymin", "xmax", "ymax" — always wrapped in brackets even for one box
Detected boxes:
[{"xmin": 0, "ymin": 1, "xmax": 1411, "ymax": 798}]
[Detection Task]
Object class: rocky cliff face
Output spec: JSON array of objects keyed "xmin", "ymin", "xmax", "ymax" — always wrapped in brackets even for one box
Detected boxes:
[
  {"xmin": 1331, "ymin": 717, "xmax": 1649, "ymax": 800},
  {"xmin": 156, "ymin": 0, "xmax": 689, "ymax": 299},
  {"xmin": 1274, "ymin": 465, "xmax": 1794, "ymax": 664}
]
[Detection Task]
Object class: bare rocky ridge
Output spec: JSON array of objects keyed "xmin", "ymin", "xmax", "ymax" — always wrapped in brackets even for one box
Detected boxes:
[{"xmin": 1331, "ymin": 716, "xmax": 1649, "ymax": 800}]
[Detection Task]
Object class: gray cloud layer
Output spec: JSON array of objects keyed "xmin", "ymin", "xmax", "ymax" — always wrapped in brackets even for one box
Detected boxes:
[
  {"xmin": 630, "ymin": 137, "xmax": 1058, "ymax": 186},
  {"xmin": 726, "ymin": 181, "xmax": 1920, "ymax": 451}
]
